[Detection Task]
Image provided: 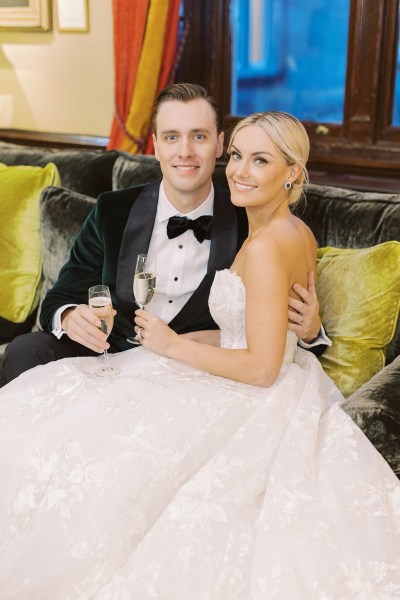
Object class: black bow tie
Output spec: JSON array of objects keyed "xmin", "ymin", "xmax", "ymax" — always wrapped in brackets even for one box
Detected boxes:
[{"xmin": 166, "ymin": 215, "xmax": 213, "ymax": 243}]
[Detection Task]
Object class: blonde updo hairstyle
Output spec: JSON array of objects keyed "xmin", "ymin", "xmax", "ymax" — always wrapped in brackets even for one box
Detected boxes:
[{"xmin": 228, "ymin": 111, "xmax": 310, "ymax": 205}]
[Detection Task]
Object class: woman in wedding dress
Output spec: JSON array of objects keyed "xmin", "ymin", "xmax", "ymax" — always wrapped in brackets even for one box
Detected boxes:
[{"xmin": 0, "ymin": 112, "xmax": 399, "ymax": 599}]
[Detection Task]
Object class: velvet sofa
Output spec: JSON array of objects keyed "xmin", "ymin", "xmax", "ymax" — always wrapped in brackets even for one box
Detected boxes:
[{"xmin": 0, "ymin": 141, "xmax": 399, "ymax": 477}]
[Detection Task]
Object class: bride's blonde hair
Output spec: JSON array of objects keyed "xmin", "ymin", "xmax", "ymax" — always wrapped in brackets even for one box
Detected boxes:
[{"xmin": 228, "ymin": 111, "xmax": 310, "ymax": 205}]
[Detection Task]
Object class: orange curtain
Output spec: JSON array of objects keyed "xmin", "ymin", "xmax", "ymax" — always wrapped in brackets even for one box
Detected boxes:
[
  {"xmin": 107, "ymin": 0, "xmax": 150, "ymax": 151},
  {"xmin": 108, "ymin": 0, "xmax": 181, "ymax": 154}
]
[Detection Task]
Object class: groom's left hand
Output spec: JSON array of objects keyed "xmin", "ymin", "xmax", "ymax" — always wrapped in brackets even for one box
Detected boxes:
[{"xmin": 288, "ymin": 271, "xmax": 321, "ymax": 343}]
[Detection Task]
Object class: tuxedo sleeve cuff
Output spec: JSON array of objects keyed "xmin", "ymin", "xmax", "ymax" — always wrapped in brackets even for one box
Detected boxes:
[
  {"xmin": 51, "ymin": 304, "xmax": 77, "ymax": 338},
  {"xmin": 298, "ymin": 324, "xmax": 332, "ymax": 349}
]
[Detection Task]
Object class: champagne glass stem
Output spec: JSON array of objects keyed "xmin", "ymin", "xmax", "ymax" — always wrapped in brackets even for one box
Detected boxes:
[
  {"xmin": 103, "ymin": 348, "xmax": 110, "ymax": 370},
  {"xmin": 137, "ymin": 305, "xmax": 145, "ymax": 339}
]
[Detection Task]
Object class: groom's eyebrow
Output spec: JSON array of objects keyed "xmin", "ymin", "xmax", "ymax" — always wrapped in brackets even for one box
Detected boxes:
[{"xmin": 160, "ymin": 127, "xmax": 212, "ymax": 136}]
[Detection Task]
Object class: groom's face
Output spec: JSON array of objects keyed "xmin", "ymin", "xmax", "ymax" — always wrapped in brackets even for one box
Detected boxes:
[{"xmin": 153, "ymin": 99, "xmax": 224, "ymax": 212}]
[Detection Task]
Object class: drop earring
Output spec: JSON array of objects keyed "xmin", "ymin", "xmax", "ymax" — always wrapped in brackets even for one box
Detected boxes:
[{"xmin": 284, "ymin": 181, "xmax": 292, "ymax": 190}]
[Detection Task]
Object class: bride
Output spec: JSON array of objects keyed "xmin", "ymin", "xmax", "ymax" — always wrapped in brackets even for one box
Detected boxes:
[{"xmin": 0, "ymin": 112, "xmax": 399, "ymax": 599}]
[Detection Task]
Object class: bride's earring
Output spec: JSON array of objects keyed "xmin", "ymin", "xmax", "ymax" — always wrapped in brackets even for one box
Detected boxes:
[{"xmin": 284, "ymin": 181, "xmax": 292, "ymax": 190}]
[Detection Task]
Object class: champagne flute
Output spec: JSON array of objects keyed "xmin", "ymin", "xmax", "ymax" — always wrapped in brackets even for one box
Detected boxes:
[
  {"xmin": 127, "ymin": 254, "xmax": 157, "ymax": 344},
  {"xmin": 88, "ymin": 285, "xmax": 120, "ymax": 376}
]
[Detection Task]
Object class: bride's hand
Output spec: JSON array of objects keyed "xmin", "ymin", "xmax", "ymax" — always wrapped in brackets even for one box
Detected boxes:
[{"xmin": 134, "ymin": 309, "xmax": 178, "ymax": 356}]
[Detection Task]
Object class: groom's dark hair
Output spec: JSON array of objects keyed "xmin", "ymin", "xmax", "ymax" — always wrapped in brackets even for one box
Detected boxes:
[{"xmin": 152, "ymin": 83, "xmax": 222, "ymax": 134}]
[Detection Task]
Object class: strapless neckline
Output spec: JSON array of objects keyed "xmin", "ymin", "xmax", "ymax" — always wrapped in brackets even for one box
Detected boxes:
[{"xmin": 209, "ymin": 269, "xmax": 298, "ymax": 363}]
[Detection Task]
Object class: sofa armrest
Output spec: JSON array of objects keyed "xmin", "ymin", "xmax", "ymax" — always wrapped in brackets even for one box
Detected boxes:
[{"xmin": 341, "ymin": 356, "xmax": 400, "ymax": 478}]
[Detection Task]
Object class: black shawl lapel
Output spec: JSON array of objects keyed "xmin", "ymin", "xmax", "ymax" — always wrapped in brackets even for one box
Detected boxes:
[
  {"xmin": 116, "ymin": 182, "xmax": 160, "ymax": 316},
  {"xmin": 207, "ymin": 184, "xmax": 239, "ymax": 275},
  {"xmin": 169, "ymin": 184, "xmax": 239, "ymax": 332}
]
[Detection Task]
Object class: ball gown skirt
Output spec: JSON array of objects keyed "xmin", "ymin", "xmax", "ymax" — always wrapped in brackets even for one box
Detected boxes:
[{"xmin": 0, "ymin": 270, "xmax": 399, "ymax": 598}]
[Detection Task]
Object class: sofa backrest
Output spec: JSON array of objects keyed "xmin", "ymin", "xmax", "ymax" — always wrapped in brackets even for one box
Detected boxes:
[
  {"xmin": 0, "ymin": 141, "xmax": 118, "ymax": 198},
  {"xmin": 294, "ymin": 184, "xmax": 400, "ymax": 249}
]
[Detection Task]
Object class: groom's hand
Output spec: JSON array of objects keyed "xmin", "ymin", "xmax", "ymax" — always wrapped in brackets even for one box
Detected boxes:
[
  {"xmin": 61, "ymin": 305, "xmax": 114, "ymax": 353},
  {"xmin": 288, "ymin": 271, "xmax": 321, "ymax": 343}
]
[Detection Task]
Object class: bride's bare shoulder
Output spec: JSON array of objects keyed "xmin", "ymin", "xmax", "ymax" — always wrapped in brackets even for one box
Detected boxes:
[
  {"xmin": 244, "ymin": 217, "xmax": 317, "ymax": 273},
  {"xmin": 243, "ymin": 231, "xmax": 287, "ymax": 271}
]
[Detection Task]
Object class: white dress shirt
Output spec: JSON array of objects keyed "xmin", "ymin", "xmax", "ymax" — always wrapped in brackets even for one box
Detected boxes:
[{"xmin": 144, "ymin": 182, "xmax": 213, "ymax": 323}]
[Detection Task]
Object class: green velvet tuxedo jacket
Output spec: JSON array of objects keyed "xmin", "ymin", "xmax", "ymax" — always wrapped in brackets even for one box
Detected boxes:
[{"xmin": 40, "ymin": 181, "xmax": 248, "ymax": 352}]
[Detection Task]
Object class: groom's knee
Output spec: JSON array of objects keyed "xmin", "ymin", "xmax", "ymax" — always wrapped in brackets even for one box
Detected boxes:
[{"xmin": 3, "ymin": 331, "xmax": 61, "ymax": 383}]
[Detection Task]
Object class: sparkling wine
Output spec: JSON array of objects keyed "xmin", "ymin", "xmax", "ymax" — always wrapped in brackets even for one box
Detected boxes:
[
  {"xmin": 134, "ymin": 272, "xmax": 156, "ymax": 307},
  {"xmin": 89, "ymin": 296, "xmax": 114, "ymax": 336}
]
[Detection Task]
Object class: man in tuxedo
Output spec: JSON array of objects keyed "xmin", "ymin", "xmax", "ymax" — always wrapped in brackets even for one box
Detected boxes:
[{"xmin": 4, "ymin": 83, "xmax": 325, "ymax": 382}]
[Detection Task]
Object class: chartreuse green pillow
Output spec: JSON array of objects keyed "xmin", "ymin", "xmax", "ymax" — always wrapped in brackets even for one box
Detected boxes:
[
  {"xmin": 316, "ymin": 242, "xmax": 400, "ymax": 398},
  {"xmin": 0, "ymin": 162, "xmax": 60, "ymax": 323}
]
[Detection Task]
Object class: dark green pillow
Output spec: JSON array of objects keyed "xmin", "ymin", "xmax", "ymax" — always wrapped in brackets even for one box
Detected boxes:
[
  {"xmin": 36, "ymin": 186, "xmax": 95, "ymax": 329},
  {"xmin": 342, "ymin": 355, "xmax": 400, "ymax": 478}
]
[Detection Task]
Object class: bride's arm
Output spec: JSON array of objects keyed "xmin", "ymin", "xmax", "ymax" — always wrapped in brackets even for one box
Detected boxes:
[
  {"xmin": 180, "ymin": 330, "xmax": 221, "ymax": 346},
  {"xmin": 136, "ymin": 238, "xmax": 289, "ymax": 387}
]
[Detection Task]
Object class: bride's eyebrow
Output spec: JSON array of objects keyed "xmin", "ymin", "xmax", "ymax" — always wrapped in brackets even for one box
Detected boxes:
[{"xmin": 230, "ymin": 144, "xmax": 272, "ymax": 157}]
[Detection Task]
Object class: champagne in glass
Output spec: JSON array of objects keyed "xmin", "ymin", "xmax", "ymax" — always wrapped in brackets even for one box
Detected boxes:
[
  {"xmin": 133, "ymin": 272, "xmax": 157, "ymax": 307},
  {"xmin": 88, "ymin": 285, "xmax": 120, "ymax": 376},
  {"xmin": 127, "ymin": 254, "xmax": 157, "ymax": 344}
]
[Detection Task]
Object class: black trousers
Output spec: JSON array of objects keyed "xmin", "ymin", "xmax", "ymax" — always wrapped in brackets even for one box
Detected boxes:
[{"xmin": 3, "ymin": 331, "xmax": 99, "ymax": 384}]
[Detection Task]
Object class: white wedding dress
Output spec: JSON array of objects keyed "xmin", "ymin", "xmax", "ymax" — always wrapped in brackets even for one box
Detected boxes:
[{"xmin": 0, "ymin": 270, "xmax": 399, "ymax": 599}]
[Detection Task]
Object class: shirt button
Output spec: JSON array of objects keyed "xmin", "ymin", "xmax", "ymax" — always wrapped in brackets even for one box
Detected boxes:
[
  {"xmin": 174, "ymin": 277, "xmax": 178, "ymax": 281},
  {"xmin": 178, "ymin": 244, "xmax": 183, "ymax": 249},
  {"xmin": 168, "ymin": 300, "xmax": 173, "ymax": 303}
]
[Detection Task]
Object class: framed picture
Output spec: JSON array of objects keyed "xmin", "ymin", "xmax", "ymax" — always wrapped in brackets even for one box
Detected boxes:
[
  {"xmin": 0, "ymin": 0, "xmax": 51, "ymax": 31},
  {"xmin": 56, "ymin": 0, "xmax": 88, "ymax": 33}
]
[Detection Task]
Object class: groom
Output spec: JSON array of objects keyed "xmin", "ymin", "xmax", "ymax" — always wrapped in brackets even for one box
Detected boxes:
[{"xmin": 4, "ymin": 83, "xmax": 325, "ymax": 382}]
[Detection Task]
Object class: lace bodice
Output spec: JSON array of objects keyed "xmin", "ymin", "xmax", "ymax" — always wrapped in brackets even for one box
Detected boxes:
[
  {"xmin": 209, "ymin": 269, "xmax": 247, "ymax": 349},
  {"xmin": 209, "ymin": 269, "xmax": 297, "ymax": 363}
]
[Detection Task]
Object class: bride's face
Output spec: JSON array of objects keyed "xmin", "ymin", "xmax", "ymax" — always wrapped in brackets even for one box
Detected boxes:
[{"xmin": 226, "ymin": 125, "xmax": 293, "ymax": 209}]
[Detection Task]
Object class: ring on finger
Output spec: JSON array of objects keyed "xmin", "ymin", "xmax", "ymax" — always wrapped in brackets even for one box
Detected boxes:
[{"xmin": 299, "ymin": 315, "xmax": 304, "ymax": 325}]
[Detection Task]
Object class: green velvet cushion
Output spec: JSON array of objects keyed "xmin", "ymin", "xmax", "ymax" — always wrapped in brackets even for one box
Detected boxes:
[
  {"xmin": 0, "ymin": 162, "xmax": 60, "ymax": 325},
  {"xmin": 316, "ymin": 242, "xmax": 400, "ymax": 398}
]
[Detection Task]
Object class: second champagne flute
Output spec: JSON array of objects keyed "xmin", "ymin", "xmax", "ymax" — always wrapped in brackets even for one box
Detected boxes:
[
  {"xmin": 127, "ymin": 254, "xmax": 157, "ymax": 344},
  {"xmin": 88, "ymin": 285, "xmax": 120, "ymax": 376}
]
